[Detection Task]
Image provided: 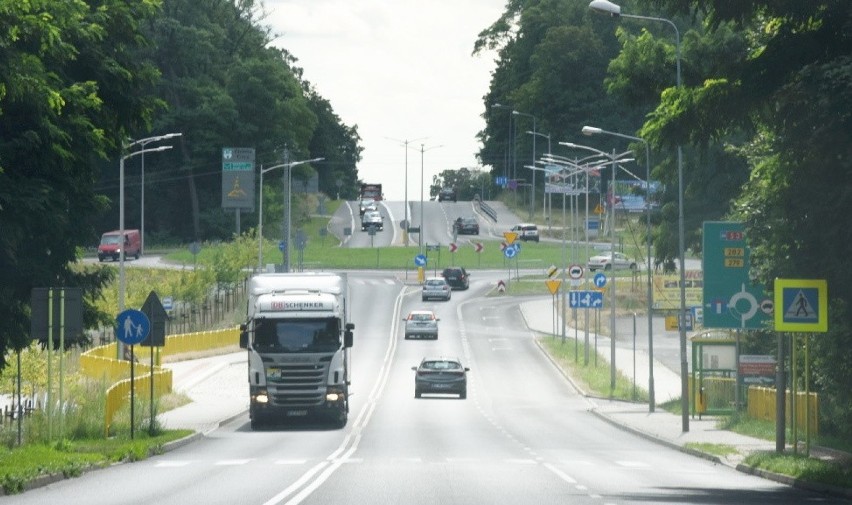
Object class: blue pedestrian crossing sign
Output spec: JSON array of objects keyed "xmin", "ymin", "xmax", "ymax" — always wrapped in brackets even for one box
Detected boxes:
[
  {"xmin": 774, "ymin": 279, "xmax": 827, "ymax": 332},
  {"xmin": 115, "ymin": 309, "xmax": 151, "ymax": 345}
]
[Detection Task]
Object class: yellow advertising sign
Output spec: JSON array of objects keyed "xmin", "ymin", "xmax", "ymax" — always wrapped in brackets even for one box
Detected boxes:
[
  {"xmin": 652, "ymin": 270, "xmax": 704, "ymax": 310},
  {"xmin": 545, "ymin": 279, "xmax": 562, "ymax": 295},
  {"xmin": 503, "ymin": 231, "xmax": 518, "ymax": 244}
]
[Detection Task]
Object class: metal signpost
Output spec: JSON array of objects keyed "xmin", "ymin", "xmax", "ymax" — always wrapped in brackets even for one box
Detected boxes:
[{"xmin": 115, "ymin": 309, "xmax": 150, "ymax": 439}]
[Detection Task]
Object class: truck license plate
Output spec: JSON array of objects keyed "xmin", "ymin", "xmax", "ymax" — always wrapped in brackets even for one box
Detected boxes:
[{"xmin": 286, "ymin": 410, "xmax": 308, "ymax": 417}]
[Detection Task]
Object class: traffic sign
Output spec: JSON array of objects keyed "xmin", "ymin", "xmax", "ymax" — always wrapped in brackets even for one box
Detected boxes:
[
  {"xmin": 115, "ymin": 309, "xmax": 151, "ymax": 345},
  {"xmin": 546, "ymin": 264, "xmax": 558, "ymax": 278},
  {"xmin": 414, "ymin": 254, "xmax": 427, "ymax": 267},
  {"xmin": 449, "ymin": 243, "xmax": 458, "ymax": 253},
  {"xmin": 497, "ymin": 280, "xmax": 506, "ymax": 292},
  {"xmin": 161, "ymin": 296, "xmax": 174, "ymax": 311},
  {"xmin": 140, "ymin": 291, "xmax": 167, "ymax": 347},
  {"xmin": 503, "ymin": 231, "xmax": 518, "ymax": 244},
  {"xmin": 569, "ymin": 290, "xmax": 604, "ymax": 308},
  {"xmin": 568, "ymin": 264, "xmax": 584, "ymax": 279},
  {"xmin": 545, "ymin": 279, "xmax": 562, "ymax": 295},
  {"xmin": 473, "ymin": 242, "xmax": 483, "ymax": 253},
  {"xmin": 702, "ymin": 221, "xmax": 771, "ymax": 329},
  {"xmin": 774, "ymin": 278, "xmax": 828, "ymax": 332},
  {"xmin": 500, "ymin": 241, "xmax": 508, "ymax": 251},
  {"xmin": 278, "ymin": 240, "xmax": 286, "ymax": 252},
  {"xmin": 504, "ymin": 245, "xmax": 518, "ymax": 259},
  {"xmin": 593, "ymin": 272, "xmax": 607, "ymax": 288}
]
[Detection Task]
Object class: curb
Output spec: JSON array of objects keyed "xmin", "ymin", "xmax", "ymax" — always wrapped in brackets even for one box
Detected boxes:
[{"xmin": 736, "ymin": 463, "xmax": 852, "ymax": 500}]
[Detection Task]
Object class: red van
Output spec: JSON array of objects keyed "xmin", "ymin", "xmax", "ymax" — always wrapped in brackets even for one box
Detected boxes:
[{"xmin": 98, "ymin": 229, "xmax": 141, "ymax": 262}]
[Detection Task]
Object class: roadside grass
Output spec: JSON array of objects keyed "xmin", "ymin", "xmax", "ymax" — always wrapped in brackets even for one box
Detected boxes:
[
  {"xmin": 684, "ymin": 442, "xmax": 739, "ymax": 458},
  {"xmin": 745, "ymin": 451, "xmax": 852, "ymax": 489},
  {"xmin": 538, "ymin": 335, "xmax": 648, "ymax": 402}
]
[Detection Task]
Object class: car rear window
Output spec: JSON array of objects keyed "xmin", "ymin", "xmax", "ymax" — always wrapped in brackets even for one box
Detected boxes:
[
  {"xmin": 410, "ymin": 313, "xmax": 433, "ymax": 321},
  {"xmin": 422, "ymin": 360, "xmax": 462, "ymax": 371}
]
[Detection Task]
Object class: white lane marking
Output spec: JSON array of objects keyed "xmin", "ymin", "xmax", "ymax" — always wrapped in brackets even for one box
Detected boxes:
[
  {"xmin": 274, "ymin": 460, "xmax": 307, "ymax": 465},
  {"xmin": 155, "ymin": 460, "xmax": 191, "ymax": 467},
  {"xmin": 216, "ymin": 459, "xmax": 251, "ymax": 466},
  {"xmin": 263, "ymin": 286, "xmax": 407, "ymax": 505},
  {"xmin": 616, "ymin": 460, "xmax": 649, "ymax": 468},
  {"xmin": 543, "ymin": 462, "xmax": 578, "ymax": 485}
]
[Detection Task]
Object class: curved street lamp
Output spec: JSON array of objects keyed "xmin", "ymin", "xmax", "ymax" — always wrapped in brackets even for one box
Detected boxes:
[
  {"xmin": 257, "ymin": 157, "xmax": 324, "ymax": 271},
  {"xmin": 589, "ymin": 0, "xmax": 688, "ymax": 432},
  {"xmin": 582, "ymin": 125, "xmax": 655, "ymax": 412},
  {"xmin": 134, "ymin": 133, "xmax": 182, "ymax": 255},
  {"xmin": 513, "ymin": 110, "xmax": 537, "ymax": 220}
]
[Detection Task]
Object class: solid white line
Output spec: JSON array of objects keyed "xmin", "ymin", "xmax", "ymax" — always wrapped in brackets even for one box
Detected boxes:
[{"xmin": 263, "ymin": 285, "xmax": 407, "ymax": 505}]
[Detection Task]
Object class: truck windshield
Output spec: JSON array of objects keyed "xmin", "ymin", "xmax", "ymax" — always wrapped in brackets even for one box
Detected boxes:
[{"xmin": 254, "ymin": 318, "xmax": 341, "ymax": 353}]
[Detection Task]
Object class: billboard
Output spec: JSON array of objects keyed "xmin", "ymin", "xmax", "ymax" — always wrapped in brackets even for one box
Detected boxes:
[{"xmin": 221, "ymin": 147, "xmax": 255, "ymax": 210}]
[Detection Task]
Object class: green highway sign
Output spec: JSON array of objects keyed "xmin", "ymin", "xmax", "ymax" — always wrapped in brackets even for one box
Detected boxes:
[{"xmin": 702, "ymin": 222, "xmax": 772, "ymax": 329}]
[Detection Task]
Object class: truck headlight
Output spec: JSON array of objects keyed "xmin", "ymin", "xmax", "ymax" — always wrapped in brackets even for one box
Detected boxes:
[
  {"xmin": 254, "ymin": 390, "xmax": 269, "ymax": 403},
  {"xmin": 326, "ymin": 387, "xmax": 345, "ymax": 402}
]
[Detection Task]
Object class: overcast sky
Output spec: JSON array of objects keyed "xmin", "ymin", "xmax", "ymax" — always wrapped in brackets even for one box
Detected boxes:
[{"xmin": 264, "ymin": 0, "xmax": 504, "ymax": 201}]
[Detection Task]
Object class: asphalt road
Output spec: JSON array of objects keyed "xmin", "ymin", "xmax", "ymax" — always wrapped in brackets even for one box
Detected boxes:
[{"xmin": 6, "ymin": 272, "xmax": 831, "ymax": 505}]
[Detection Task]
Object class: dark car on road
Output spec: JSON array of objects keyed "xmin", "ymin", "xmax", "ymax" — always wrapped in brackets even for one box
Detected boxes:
[
  {"xmin": 412, "ymin": 356, "xmax": 469, "ymax": 399},
  {"xmin": 442, "ymin": 267, "xmax": 470, "ymax": 290},
  {"xmin": 438, "ymin": 187, "xmax": 457, "ymax": 202},
  {"xmin": 454, "ymin": 217, "xmax": 479, "ymax": 235}
]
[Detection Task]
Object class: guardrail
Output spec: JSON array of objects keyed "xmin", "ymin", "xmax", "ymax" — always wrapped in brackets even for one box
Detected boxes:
[
  {"xmin": 477, "ymin": 196, "xmax": 497, "ymax": 222},
  {"xmin": 81, "ymin": 328, "xmax": 239, "ymax": 436}
]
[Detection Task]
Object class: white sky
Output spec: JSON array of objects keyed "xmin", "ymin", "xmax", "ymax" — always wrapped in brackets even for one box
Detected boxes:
[{"xmin": 263, "ymin": 0, "xmax": 504, "ymax": 201}]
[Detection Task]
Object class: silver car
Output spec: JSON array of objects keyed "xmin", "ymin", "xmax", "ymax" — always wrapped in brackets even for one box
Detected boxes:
[
  {"xmin": 361, "ymin": 210, "xmax": 384, "ymax": 231},
  {"xmin": 404, "ymin": 310, "xmax": 439, "ymax": 339},
  {"xmin": 422, "ymin": 277, "xmax": 451, "ymax": 301},
  {"xmin": 587, "ymin": 251, "xmax": 637, "ymax": 271}
]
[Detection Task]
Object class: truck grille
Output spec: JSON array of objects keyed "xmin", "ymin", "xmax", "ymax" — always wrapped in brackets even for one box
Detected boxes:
[{"xmin": 266, "ymin": 362, "xmax": 329, "ymax": 407}]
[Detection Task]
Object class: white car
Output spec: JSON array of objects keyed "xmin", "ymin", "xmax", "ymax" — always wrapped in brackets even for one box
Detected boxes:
[
  {"xmin": 587, "ymin": 251, "xmax": 637, "ymax": 271},
  {"xmin": 422, "ymin": 277, "xmax": 451, "ymax": 301},
  {"xmin": 404, "ymin": 310, "xmax": 439, "ymax": 339},
  {"xmin": 361, "ymin": 210, "xmax": 383, "ymax": 231}
]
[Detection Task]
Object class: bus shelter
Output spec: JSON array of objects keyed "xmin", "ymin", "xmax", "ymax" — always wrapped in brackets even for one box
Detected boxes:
[{"xmin": 690, "ymin": 330, "xmax": 737, "ymax": 417}]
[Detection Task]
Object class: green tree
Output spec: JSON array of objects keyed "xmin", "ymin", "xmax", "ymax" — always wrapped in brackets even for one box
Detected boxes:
[{"xmin": 0, "ymin": 0, "xmax": 162, "ymax": 366}]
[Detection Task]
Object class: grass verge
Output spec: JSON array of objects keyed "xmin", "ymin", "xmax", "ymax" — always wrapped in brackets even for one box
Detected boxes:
[
  {"xmin": 745, "ymin": 451, "xmax": 852, "ymax": 489},
  {"xmin": 538, "ymin": 335, "xmax": 648, "ymax": 402}
]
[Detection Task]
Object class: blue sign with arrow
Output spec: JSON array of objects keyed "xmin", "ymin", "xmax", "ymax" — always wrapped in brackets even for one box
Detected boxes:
[
  {"xmin": 414, "ymin": 254, "xmax": 427, "ymax": 266},
  {"xmin": 504, "ymin": 245, "xmax": 518, "ymax": 259},
  {"xmin": 593, "ymin": 272, "xmax": 607, "ymax": 288},
  {"xmin": 569, "ymin": 290, "xmax": 604, "ymax": 309}
]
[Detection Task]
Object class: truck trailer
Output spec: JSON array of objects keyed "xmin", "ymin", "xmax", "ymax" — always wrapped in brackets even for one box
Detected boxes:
[{"xmin": 240, "ymin": 272, "xmax": 354, "ymax": 429}]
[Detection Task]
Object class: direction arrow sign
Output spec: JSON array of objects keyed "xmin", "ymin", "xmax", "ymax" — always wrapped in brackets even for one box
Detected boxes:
[
  {"xmin": 593, "ymin": 272, "xmax": 607, "ymax": 288},
  {"xmin": 473, "ymin": 242, "xmax": 483, "ymax": 253},
  {"xmin": 414, "ymin": 254, "xmax": 427, "ymax": 266},
  {"xmin": 449, "ymin": 243, "xmax": 458, "ymax": 253},
  {"xmin": 568, "ymin": 290, "xmax": 604, "ymax": 308}
]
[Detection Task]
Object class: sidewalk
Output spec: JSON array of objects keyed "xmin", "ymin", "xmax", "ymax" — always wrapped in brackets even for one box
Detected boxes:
[
  {"xmin": 519, "ymin": 297, "xmax": 852, "ymax": 499},
  {"xmin": 157, "ymin": 352, "xmax": 248, "ymax": 436}
]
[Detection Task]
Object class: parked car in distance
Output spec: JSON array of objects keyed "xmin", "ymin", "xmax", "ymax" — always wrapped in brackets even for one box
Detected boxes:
[
  {"xmin": 438, "ymin": 187, "xmax": 457, "ymax": 202},
  {"xmin": 359, "ymin": 198, "xmax": 377, "ymax": 216},
  {"xmin": 404, "ymin": 310, "xmax": 439, "ymax": 339},
  {"xmin": 441, "ymin": 267, "xmax": 470, "ymax": 290},
  {"xmin": 361, "ymin": 210, "xmax": 384, "ymax": 231},
  {"xmin": 454, "ymin": 217, "xmax": 479, "ymax": 235},
  {"xmin": 412, "ymin": 356, "xmax": 469, "ymax": 399},
  {"xmin": 422, "ymin": 277, "xmax": 452, "ymax": 301},
  {"xmin": 587, "ymin": 251, "xmax": 638, "ymax": 271},
  {"xmin": 511, "ymin": 223, "xmax": 539, "ymax": 242}
]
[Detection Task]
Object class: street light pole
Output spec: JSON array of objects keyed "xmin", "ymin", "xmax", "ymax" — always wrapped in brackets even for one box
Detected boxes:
[
  {"xmin": 136, "ymin": 133, "xmax": 182, "ymax": 256},
  {"xmin": 257, "ymin": 157, "xmax": 324, "ymax": 272},
  {"xmin": 419, "ymin": 143, "xmax": 443, "ymax": 255},
  {"xmin": 582, "ymin": 125, "xmax": 655, "ymax": 412},
  {"xmin": 386, "ymin": 137, "xmax": 426, "ymax": 247},
  {"xmin": 118, "ymin": 143, "xmax": 174, "ymax": 360},
  {"xmin": 589, "ymin": 0, "xmax": 687, "ymax": 431},
  {"xmin": 513, "ymin": 111, "xmax": 537, "ymax": 220},
  {"xmin": 527, "ymin": 130, "xmax": 551, "ymax": 221}
]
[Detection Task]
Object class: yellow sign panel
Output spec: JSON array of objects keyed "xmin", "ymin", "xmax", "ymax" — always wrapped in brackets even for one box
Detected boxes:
[
  {"xmin": 665, "ymin": 315, "xmax": 679, "ymax": 331},
  {"xmin": 503, "ymin": 231, "xmax": 518, "ymax": 244},
  {"xmin": 652, "ymin": 271, "xmax": 704, "ymax": 310},
  {"xmin": 545, "ymin": 279, "xmax": 562, "ymax": 295},
  {"xmin": 593, "ymin": 204, "xmax": 604, "ymax": 215},
  {"xmin": 546, "ymin": 265, "xmax": 558, "ymax": 278},
  {"xmin": 724, "ymin": 247, "xmax": 744, "ymax": 257},
  {"xmin": 724, "ymin": 258, "xmax": 745, "ymax": 268}
]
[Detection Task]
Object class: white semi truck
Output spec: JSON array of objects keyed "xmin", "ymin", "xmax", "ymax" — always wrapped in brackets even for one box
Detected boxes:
[{"xmin": 239, "ymin": 272, "xmax": 354, "ymax": 429}]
